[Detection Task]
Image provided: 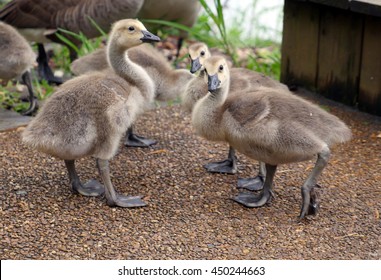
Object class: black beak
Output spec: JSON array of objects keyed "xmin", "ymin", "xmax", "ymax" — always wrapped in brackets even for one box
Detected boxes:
[
  {"xmin": 190, "ymin": 57, "xmax": 201, "ymax": 73},
  {"xmin": 208, "ymin": 74, "xmax": 220, "ymax": 92},
  {"xmin": 140, "ymin": 30, "xmax": 161, "ymax": 43}
]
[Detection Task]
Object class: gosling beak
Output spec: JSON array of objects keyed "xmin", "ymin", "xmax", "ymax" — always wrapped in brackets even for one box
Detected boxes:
[
  {"xmin": 140, "ymin": 30, "xmax": 161, "ymax": 43},
  {"xmin": 190, "ymin": 57, "xmax": 201, "ymax": 74},
  {"xmin": 208, "ymin": 74, "xmax": 220, "ymax": 92}
]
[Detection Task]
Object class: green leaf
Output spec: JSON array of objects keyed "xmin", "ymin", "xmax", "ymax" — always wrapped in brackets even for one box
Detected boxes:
[{"xmin": 55, "ymin": 32, "xmax": 80, "ymax": 53}]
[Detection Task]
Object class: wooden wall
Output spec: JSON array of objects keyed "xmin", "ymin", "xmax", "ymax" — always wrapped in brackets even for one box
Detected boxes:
[{"xmin": 281, "ymin": 0, "xmax": 381, "ymax": 116}]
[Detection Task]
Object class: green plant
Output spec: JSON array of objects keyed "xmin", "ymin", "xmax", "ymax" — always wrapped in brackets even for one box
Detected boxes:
[
  {"xmin": 246, "ymin": 47, "xmax": 281, "ymax": 80},
  {"xmin": 56, "ymin": 16, "xmax": 107, "ymax": 55},
  {"xmin": 51, "ymin": 16, "xmax": 108, "ymax": 72},
  {"xmin": 0, "ymin": 83, "xmax": 30, "ymax": 113},
  {"xmin": 33, "ymin": 78, "xmax": 55, "ymax": 100},
  {"xmin": 143, "ymin": 0, "xmax": 282, "ymax": 78}
]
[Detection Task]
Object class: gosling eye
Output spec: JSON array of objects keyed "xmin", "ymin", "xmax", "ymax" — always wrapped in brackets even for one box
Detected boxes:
[
  {"xmin": 219, "ymin": 65, "xmax": 224, "ymax": 71},
  {"xmin": 128, "ymin": 26, "xmax": 135, "ymax": 31},
  {"xmin": 200, "ymin": 51, "xmax": 205, "ymax": 56}
]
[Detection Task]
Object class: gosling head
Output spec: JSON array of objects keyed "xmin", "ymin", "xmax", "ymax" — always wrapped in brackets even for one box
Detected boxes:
[
  {"xmin": 188, "ymin": 42, "xmax": 211, "ymax": 74},
  {"xmin": 204, "ymin": 56, "xmax": 229, "ymax": 93},
  {"xmin": 110, "ymin": 19, "xmax": 160, "ymax": 49}
]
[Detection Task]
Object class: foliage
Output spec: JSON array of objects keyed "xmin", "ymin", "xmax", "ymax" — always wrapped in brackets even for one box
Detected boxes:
[
  {"xmin": 0, "ymin": 0, "xmax": 284, "ymax": 113},
  {"xmin": 0, "ymin": 83, "xmax": 29, "ymax": 113},
  {"xmin": 143, "ymin": 0, "xmax": 282, "ymax": 79},
  {"xmin": 53, "ymin": 17, "xmax": 108, "ymax": 72},
  {"xmin": 0, "ymin": 75, "xmax": 55, "ymax": 113},
  {"xmin": 246, "ymin": 47, "xmax": 281, "ymax": 81}
]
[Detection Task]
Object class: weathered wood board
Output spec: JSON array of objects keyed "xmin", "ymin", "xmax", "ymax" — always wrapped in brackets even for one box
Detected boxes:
[
  {"xmin": 316, "ymin": 7, "xmax": 363, "ymax": 105},
  {"xmin": 358, "ymin": 15, "xmax": 381, "ymax": 115},
  {"xmin": 281, "ymin": 0, "xmax": 320, "ymax": 89}
]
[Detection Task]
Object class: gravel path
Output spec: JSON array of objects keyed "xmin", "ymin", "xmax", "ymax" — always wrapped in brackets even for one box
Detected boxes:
[{"xmin": 1, "ymin": 89, "xmax": 380, "ymax": 259}]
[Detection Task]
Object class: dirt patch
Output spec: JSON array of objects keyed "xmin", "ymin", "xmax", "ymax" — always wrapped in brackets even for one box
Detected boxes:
[{"xmin": 0, "ymin": 89, "xmax": 380, "ymax": 259}]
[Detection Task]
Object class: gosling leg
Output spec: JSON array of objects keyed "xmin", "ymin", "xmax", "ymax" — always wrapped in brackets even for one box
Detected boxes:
[
  {"xmin": 237, "ymin": 161, "xmax": 266, "ymax": 191},
  {"xmin": 233, "ymin": 164, "xmax": 277, "ymax": 207},
  {"xmin": 124, "ymin": 126, "xmax": 157, "ymax": 148},
  {"xmin": 37, "ymin": 43, "xmax": 63, "ymax": 85},
  {"xmin": 299, "ymin": 146, "xmax": 330, "ymax": 219},
  {"xmin": 64, "ymin": 160, "xmax": 104, "ymax": 196},
  {"xmin": 97, "ymin": 159, "xmax": 147, "ymax": 208},
  {"xmin": 20, "ymin": 71, "xmax": 37, "ymax": 116},
  {"xmin": 204, "ymin": 146, "xmax": 237, "ymax": 174}
]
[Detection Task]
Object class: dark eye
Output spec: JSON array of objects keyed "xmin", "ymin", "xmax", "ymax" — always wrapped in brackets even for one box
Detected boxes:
[
  {"xmin": 219, "ymin": 65, "xmax": 224, "ymax": 71},
  {"xmin": 200, "ymin": 51, "xmax": 205, "ymax": 56},
  {"xmin": 128, "ymin": 26, "xmax": 135, "ymax": 31}
]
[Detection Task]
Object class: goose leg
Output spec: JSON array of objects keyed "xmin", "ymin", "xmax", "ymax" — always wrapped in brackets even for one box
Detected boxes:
[
  {"xmin": 175, "ymin": 37, "xmax": 184, "ymax": 60},
  {"xmin": 237, "ymin": 161, "xmax": 266, "ymax": 191},
  {"xmin": 233, "ymin": 164, "xmax": 277, "ymax": 207},
  {"xmin": 97, "ymin": 159, "xmax": 147, "ymax": 207},
  {"xmin": 64, "ymin": 160, "xmax": 104, "ymax": 196},
  {"xmin": 124, "ymin": 126, "xmax": 157, "ymax": 148},
  {"xmin": 204, "ymin": 146, "xmax": 237, "ymax": 174},
  {"xmin": 20, "ymin": 71, "xmax": 37, "ymax": 116},
  {"xmin": 299, "ymin": 146, "xmax": 330, "ymax": 219},
  {"xmin": 37, "ymin": 43, "xmax": 63, "ymax": 85}
]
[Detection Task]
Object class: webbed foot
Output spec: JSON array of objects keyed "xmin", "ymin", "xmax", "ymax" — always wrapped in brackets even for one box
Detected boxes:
[
  {"xmin": 308, "ymin": 200, "xmax": 319, "ymax": 216},
  {"xmin": 21, "ymin": 98, "xmax": 38, "ymax": 116},
  {"xmin": 204, "ymin": 159, "xmax": 237, "ymax": 174},
  {"xmin": 299, "ymin": 186, "xmax": 320, "ymax": 219},
  {"xmin": 124, "ymin": 133, "xmax": 157, "ymax": 148},
  {"xmin": 106, "ymin": 194, "xmax": 147, "ymax": 208},
  {"xmin": 237, "ymin": 176, "xmax": 264, "ymax": 191},
  {"xmin": 232, "ymin": 190, "xmax": 272, "ymax": 208},
  {"xmin": 73, "ymin": 179, "xmax": 104, "ymax": 197}
]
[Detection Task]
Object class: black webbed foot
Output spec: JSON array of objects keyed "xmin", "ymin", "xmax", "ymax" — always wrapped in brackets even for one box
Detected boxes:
[
  {"xmin": 106, "ymin": 194, "xmax": 147, "ymax": 208},
  {"xmin": 204, "ymin": 159, "xmax": 236, "ymax": 174},
  {"xmin": 21, "ymin": 97, "xmax": 38, "ymax": 116},
  {"xmin": 237, "ymin": 176, "xmax": 264, "ymax": 191},
  {"xmin": 124, "ymin": 133, "xmax": 157, "ymax": 148},
  {"xmin": 232, "ymin": 190, "xmax": 272, "ymax": 208},
  {"xmin": 73, "ymin": 179, "xmax": 105, "ymax": 197},
  {"xmin": 299, "ymin": 185, "xmax": 320, "ymax": 219}
]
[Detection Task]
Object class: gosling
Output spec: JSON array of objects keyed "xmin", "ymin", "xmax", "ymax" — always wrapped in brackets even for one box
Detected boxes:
[
  {"xmin": 191, "ymin": 56, "xmax": 351, "ymax": 219},
  {"xmin": 22, "ymin": 19, "xmax": 160, "ymax": 208},
  {"xmin": 183, "ymin": 42, "xmax": 288, "ymax": 191},
  {"xmin": 71, "ymin": 44, "xmax": 193, "ymax": 147}
]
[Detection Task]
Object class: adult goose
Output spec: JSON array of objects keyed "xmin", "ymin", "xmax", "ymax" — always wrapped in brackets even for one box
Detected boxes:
[{"xmin": 0, "ymin": 0, "xmax": 200, "ymax": 83}]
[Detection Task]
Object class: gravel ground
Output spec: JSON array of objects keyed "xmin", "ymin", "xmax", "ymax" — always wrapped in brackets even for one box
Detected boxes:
[{"xmin": 0, "ymin": 89, "xmax": 380, "ymax": 260}]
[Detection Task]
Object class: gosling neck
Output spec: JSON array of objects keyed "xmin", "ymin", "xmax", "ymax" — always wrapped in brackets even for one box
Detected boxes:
[
  {"xmin": 208, "ymin": 78, "xmax": 230, "ymax": 105},
  {"xmin": 107, "ymin": 41, "xmax": 154, "ymax": 101},
  {"xmin": 198, "ymin": 69, "xmax": 206, "ymax": 78}
]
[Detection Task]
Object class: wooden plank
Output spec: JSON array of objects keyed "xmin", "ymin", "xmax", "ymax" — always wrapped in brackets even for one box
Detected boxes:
[
  {"xmin": 358, "ymin": 15, "xmax": 381, "ymax": 116},
  {"xmin": 316, "ymin": 7, "xmax": 363, "ymax": 105},
  {"xmin": 351, "ymin": 0, "xmax": 381, "ymax": 17},
  {"xmin": 281, "ymin": 0, "xmax": 320, "ymax": 89},
  {"xmin": 309, "ymin": 0, "xmax": 350, "ymax": 10}
]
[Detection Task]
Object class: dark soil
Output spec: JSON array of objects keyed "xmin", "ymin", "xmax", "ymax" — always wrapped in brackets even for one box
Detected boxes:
[{"xmin": 0, "ymin": 89, "xmax": 380, "ymax": 259}]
